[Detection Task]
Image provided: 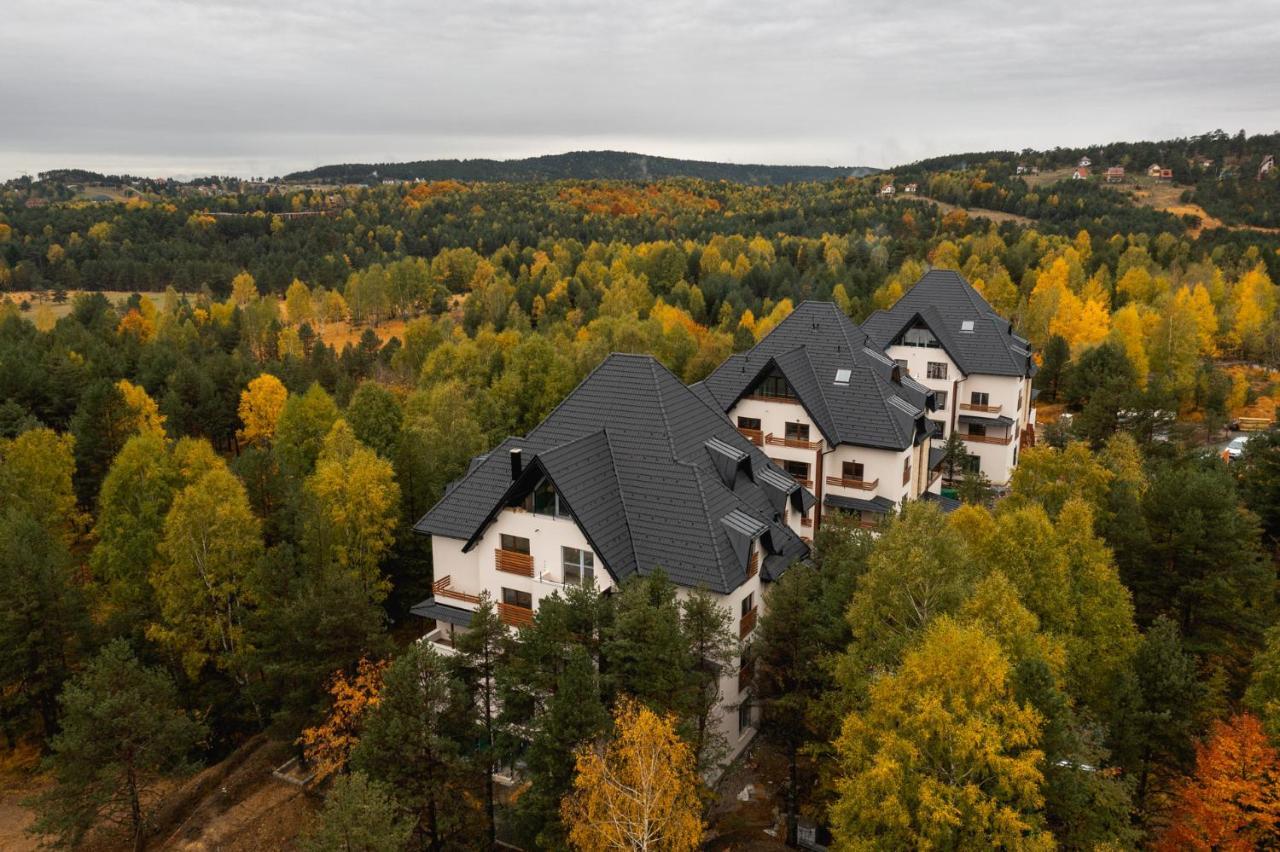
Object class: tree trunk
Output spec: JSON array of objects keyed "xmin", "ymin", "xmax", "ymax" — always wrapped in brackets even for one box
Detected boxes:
[
  {"xmin": 785, "ymin": 742, "xmax": 799, "ymax": 847},
  {"xmin": 128, "ymin": 762, "xmax": 145, "ymax": 852}
]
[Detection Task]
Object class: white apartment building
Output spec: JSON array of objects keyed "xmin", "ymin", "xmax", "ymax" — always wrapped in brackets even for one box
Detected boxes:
[
  {"xmin": 412, "ymin": 353, "xmax": 814, "ymax": 767},
  {"xmin": 862, "ymin": 270, "xmax": 1037, "ymax": 488},
  {"xmin": 694, "ymin": 301, "xmax": 948, "ymax": 534}
]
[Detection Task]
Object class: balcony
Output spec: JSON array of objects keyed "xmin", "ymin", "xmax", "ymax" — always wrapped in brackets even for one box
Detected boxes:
[
  {"xmin": 498, "ymin": 602, "xmax": 535, "ymax": 629},
  {"xmin": 432, "ymin": 576, "xmax": 481, "ymax": 605},
  {"xmin": 960, "ymin": 402, "xmax": 1003, "ymax": 414},
  {"xmin": 766, "ymin": 433, "xmax": 822, "ymax": 450},
  {"xmin": 495, "ymin": 548, "xmax": 534, "ymax": 577},
  {"xmin": 737, "ymin": 427, "xmax": 764, "ymax": 446},
  {"xmin": 963, "ymin": 432, "xmax": 1012, "ymax": 446},
  {"xmin": 745, "ymin": 392, "xmax": 800, "ymax": 404},
  {"xmin": 792, "ymin": 476, "xmax": 813, "ymax": 489},
  {"xmin": 739, "ymin": 607, "xmax": 758, "ymax": 639},
  {"xmin": 747, "ymin": 550, "xmax": 759, "ymax": 579},
  {"xmin": 826, "ymin": 475, "xmax": 878, "ymax": 491}
]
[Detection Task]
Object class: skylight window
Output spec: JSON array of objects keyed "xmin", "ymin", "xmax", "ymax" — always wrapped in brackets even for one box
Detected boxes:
[
  {"xmin": 960, "ymin": 320, "xmax": 975, "ymax": 333},
  {"xmin": 834, "ymin": 368, "xmax": 851, "ymax": 386}
]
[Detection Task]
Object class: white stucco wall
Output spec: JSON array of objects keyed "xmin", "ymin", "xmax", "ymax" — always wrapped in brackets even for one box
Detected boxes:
[{"xmin": 885, "ymin": 343, "xmax": 1033, "ymax": 487}]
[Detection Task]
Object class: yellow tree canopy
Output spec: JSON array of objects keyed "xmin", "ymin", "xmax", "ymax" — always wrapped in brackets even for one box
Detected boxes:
[
  {"xmin": 562, "ymin": 699, "xmax": 704, "ymax": 852},
  {"xmin": 832, "ymin": 617, "xmax": 1051, "ymax": 850},
  {"xmin": 237, "ymin": 373, "xmax": 289, "ymax": 447},
  {"xmin": 116, "ymin": 379, "xmax": 166, "ymax": 438}
]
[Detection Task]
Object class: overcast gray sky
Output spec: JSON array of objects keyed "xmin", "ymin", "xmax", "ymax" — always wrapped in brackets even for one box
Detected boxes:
[{"xmin": 4, "ymin": 0, "xmax": 1279, "ymax": 179}]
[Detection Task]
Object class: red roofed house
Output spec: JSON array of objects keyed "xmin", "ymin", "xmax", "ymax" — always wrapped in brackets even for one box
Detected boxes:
[{"xmin": 1105, "ymin": 167, "xmax": 1125, "ymax": 183}]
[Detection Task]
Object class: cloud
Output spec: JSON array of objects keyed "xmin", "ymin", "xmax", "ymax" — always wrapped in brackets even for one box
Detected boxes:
[{"xmin": 3, "ymin": 0, "xmax": 1278, "ymax": 178}]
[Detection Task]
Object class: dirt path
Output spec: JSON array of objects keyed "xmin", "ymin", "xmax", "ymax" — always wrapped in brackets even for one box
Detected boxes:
[{"xmin": 897, "ymin": 195, "xmax": 1035, "ymax": 227}]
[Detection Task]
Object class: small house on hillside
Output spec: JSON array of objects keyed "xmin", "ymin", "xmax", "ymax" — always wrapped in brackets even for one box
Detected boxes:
[
  {"xmin": 1105, "ymin": 167, "xmax": 1125, "ymax": 183},
  {"xmin": 1016, "ymin": 165, "xmax": 1027, "ymax": 175},
  {"xmin": 1078, "ymin": 156, "xmax": 1092, "ymax": 168},
  {"xmin": 880, "ymin": 184, "xmax": 895, "ymax": 197},
  {"xmin": 1147, "ymin": 164, "xmax": 1163, "ymax": 178},
  {"xmin": 1072, "ymin": 166, "xmax": 1089, "ymax": 180},
  {"xmin": 904, "ymin": 183, "xmax": 918, "ymax": 194},
  {"xmin": 1159, "ymin": 168, "xmax": 1173, "ymax": 180}
]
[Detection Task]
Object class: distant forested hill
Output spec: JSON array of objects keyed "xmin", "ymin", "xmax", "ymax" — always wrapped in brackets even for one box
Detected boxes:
[{"xmin": 284, "ymin": 150, "xmax": 878, "ymax": 185}]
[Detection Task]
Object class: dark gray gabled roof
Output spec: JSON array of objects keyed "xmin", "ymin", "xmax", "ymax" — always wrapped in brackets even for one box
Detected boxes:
[
  {"xmin": 861, "ymin": 269, "xmax": 1035, "ymax": 378},
  {"xmin": 694, "ymin": 302, "xmax": 934, "ymax": 452},
  {"xmin": 415, "ymin": 354, "xmax": 810, "ymax": 595}
]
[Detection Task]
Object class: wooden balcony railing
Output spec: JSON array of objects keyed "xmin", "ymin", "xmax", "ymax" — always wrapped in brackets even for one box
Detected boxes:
[
  {"xmin": 801, "ymin": 516, "xmax": 813, "ymax": 528},
  {"xmin": 960, "ymin": 402, "xmax": 1003, "ymax": 413},
  {"xmin": 495, "ymin": 548, "xmax": 534, "ymax": 577},
  {"xmin": 432, "ymin": 576, "xmax": 481, "ymax": 605},
  {"xmin": 766, "ymin": 433, "xmax": 822, "ymax": 450},
  {"xmin": 792, "ymin": 477, "xmax": 813, "ymax": 489},
  {"xmin": 747, "ymin": 550, "xmax": 759, "ymax": 579},
  {"xmin": 963, "ymin": 432, "xmax": 1013, "ymax": 446},
  {"xmin": 498, "ymin": 602, "xmax": 535, "ymax": 629},
  {"xmin": 739, "ymin": 607, "xmax": 758, "ymax": 639},
  {"xmin": 737, "ymin": 427, "xmax": 764, "ymax": 446},
  {"xmin": 826, "ymin": 475, "xmax": 878, "ymax": 491},
  {"xmin": 745, "ymin": 392, "xmax": 800, "ymax": 404}
]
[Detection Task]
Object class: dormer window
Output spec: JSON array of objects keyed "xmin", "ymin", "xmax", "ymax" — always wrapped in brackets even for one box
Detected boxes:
[
  {"xmin": 522, "ymin": 477, "xmax": 568, "ymax": 519},
  {"xmin": 756, "ymin": 369, "xmax": 797, "ymax": 400}
]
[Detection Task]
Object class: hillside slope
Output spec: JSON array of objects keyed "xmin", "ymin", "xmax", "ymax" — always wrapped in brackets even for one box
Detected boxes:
[{"xmin": 284, "ymin": 149, "xmax": 878, "ymax": 185}]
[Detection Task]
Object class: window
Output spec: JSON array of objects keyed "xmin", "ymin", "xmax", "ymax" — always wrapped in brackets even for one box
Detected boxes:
[
  {"xmin": 737, "ymin": 416, "xmax": 761, "ymax": 430},
  {"xmin": 834, "ymin": 368, "xmax": 851, "ymax": 386},
  {"xmin": 1017, "ymin": 392, "xmax": 1023, "ymax": 413},
  {"xmin": 784, "ymin": 422, "xmax": 810, "ymax": 443},
  {"xmin": 784, "ymin": 460, "xmax": 810, "ymax": 481},
  {"xmin": 500, "ymin": 534, "xmax": 530, "ymax": 554},
  {"xmin": 842, "ymin": 461, "xmax": 865, "ymax": 481},
  {"xmin": 969, "ymin": 422, "xmax": 987, "ymax": 437},
  {"xmin": 894, "ymin": 359, "xmax": 909, "ymax": 373},
  {"xmin": 758, "ymin": 371, "xmax": 795, "ymax": 399},
  {"xmin": 530, "ymin": 479, "xmax": 565, "ymax": 517},
  {"xmin": 961, "ymin": 320, "xmax": 975, "ymax": 332},
  {"xmin": 502, "ymin": 588, "xmax": 532, "ymax": 609},
  {"xmin": 562, "ymin": 546, "xmax": 594, "ymax": 586},
  {"xmin": 900, "ymin": 325, "xmax": 939, "ymax": 348},
  {"xmin": 931, "ymin": 418, "xmax": 947, "ymax": 435},
  {"xmin": 963, "ymin": 454, "xmax": 981, "ymax": 474},
  {"xmin": 741, "ymin": 593, "xmax": 755, "ymax": 617},
  {"xmin": 935, "ymin": 390, "xmax": 947, "ymax": 410},
  {"xmin": 738, "ymin": 700, "xmax": 752, "ymax": 734},
  {"xmin": 970, "ymin": 391, "xmax": 990, "ymax": 408},
  {"xmin": 927, "ymin": 361, "xmax": 948, "ymax": 380},
  {"xmin": 902, "ymin": 456, "xmax": 912, "ymax": 485}
]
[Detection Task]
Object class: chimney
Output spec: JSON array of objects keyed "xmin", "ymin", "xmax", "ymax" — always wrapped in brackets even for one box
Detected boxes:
[{"xmin": 510, "ymin": 448, "xmax": 522, "ymax": 480}]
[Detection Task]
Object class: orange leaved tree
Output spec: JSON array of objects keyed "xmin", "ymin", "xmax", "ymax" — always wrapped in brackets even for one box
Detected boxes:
[
  {"xmin": 561, "ymin": 699, "xmax": 703, "ymax": 852},
  {"xmin": 298, "ymin": 657, "xmax": 387, "ymax": 781},
  {"xmin": 1157, "ymin": 713, "xmax": 1280, "ymax": 851}
]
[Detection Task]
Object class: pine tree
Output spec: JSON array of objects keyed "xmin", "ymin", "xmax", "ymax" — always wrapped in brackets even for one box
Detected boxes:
[
  {"xmin": 300, "ymin": 772, "xmax": 410, "ymax": 852},
  {"xmin": 29, "ymin": 640, "xmax": 205, "ymax": 852}
]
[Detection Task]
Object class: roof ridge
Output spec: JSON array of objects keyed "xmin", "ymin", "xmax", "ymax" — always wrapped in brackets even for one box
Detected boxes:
[
  {"xmin": 599, "ymin": 426, "xmax": 641, "ymax": 579},
  {"xmin": 648, "ymin": 357, "xmax": 680, "ymax": 463},
  {"xmin": 687, "ymin": 461, "xmax": 731, "ymax": 592}
]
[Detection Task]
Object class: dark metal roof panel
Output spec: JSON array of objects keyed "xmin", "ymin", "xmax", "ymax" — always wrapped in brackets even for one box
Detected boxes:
[{"xmin": 862, "ymin": 270, "xmax": 1035, "ymax": 378}]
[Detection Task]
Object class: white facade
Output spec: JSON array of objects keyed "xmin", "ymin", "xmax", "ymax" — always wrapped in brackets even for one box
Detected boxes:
[
  {"xmin": 425, "ymin": 502, "xmax": 766, "ymax": 767},
  {"xmin": 885, "ymin": 341, "xmax": 1034, "ymax": 487},
  {"xmin": 727, "ymin": 394, "xmax": 935, "ymax": 533}
]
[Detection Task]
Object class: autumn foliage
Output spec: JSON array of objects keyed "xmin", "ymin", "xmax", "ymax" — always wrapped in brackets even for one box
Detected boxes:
[
  {"xmin": 1157, "ymin": 714, "xmax": 1280, "ymax": 851},
  {"xmin": 299, "ymin": 657, "xmax": 387, "ymax": 781},
  {"xmin": 561, "ymin": 698, "xmax": 704, "ymax": 852}
]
